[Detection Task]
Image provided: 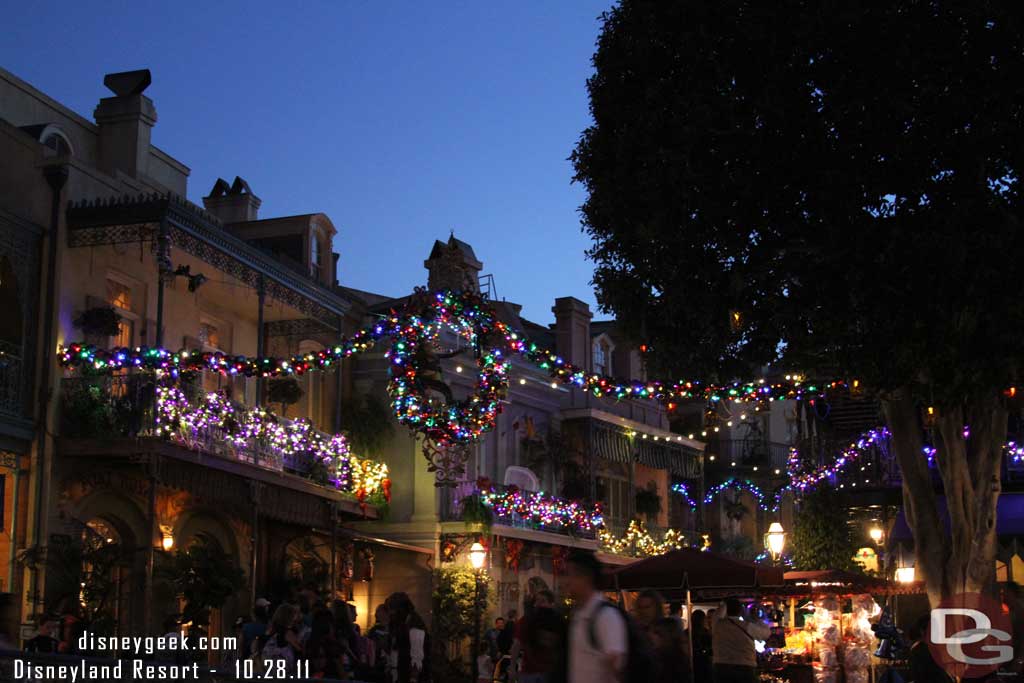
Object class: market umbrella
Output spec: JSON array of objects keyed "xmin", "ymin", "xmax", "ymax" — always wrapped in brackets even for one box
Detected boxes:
[{"xmin": 609, "ymin": 547, "xmax": 786, "ymax": 595}]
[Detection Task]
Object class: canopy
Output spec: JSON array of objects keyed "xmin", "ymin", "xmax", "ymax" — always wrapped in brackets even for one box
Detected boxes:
[
  {"xmin": 781, "ymin": 569, "xmax": 891, "ymax": 595},
  {"xmin": 607, "ymin": 548, "xmax": 785, "ymax": 597}
]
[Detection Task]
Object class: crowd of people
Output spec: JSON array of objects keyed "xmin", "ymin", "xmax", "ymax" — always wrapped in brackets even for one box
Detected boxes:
[
  {"xmin": 475, "ymin": 549, "xmax": 763, "ymax": 683},
  {"xmin": 148, "ymin": 584, "xmax": 428, "ymax": 682},
  {"xmin": 14, "ymin": 549, "xmax": 772, "ymax": 683}
]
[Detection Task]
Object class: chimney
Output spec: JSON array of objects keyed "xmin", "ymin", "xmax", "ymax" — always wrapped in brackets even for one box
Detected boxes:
[
  {"xmin": 552, "ymin": 297, "xmax": 593, "ymax": 370},
  {"xmin": 94, "ymin": 69, "xmax": 156, "ymax": 179},
  {"xmin": 202, "ymin": 176, "xmax": 261, "ymax": 223},
  {"xmin": 424, "ymin": 234, "xmax": 483, "ymax": 293}
]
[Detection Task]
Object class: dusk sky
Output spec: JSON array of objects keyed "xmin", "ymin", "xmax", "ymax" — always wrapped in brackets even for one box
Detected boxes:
[{"xmin": 2, "ymin": 2, "xmax": 612, "ymax": 322}]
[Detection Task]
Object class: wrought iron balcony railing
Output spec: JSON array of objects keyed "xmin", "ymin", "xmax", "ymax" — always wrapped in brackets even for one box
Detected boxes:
[
  {"xmin": 59, "ymin": 375, "xmax": 389, "ymax": 498},
  {"xmin": 441, "ymin": 480, "xmax": 602, "ymax": 539},
  {"xmin": 0, "ymin": 339, "xmax": 27, "ymax": 420}
]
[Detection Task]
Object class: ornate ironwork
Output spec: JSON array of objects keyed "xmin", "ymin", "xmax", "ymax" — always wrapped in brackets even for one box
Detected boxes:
[
  {"xmin": 66, "ymin": 193, "xmax": 351, "ymax": 325},
  {"xmin": 264, "ymin": 317, "xmax": 338, "ymax": 339},
  {"xmin": 423, "ymin": 440, "xmax": 473, "ymax": 488},
  {"xmin": 0, "ymin": 208, "xmax": 41, "ymax": 423}
]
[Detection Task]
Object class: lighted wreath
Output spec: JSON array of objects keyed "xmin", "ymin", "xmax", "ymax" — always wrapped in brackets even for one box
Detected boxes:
[{"xmin": 386, "ymin": 289, "xmax": 510, "ymax": 448}]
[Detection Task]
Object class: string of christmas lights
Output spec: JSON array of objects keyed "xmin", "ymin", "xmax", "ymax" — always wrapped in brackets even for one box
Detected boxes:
[
  {"xmin": 154, "ymin": 386, "xmax": 390, "ymax": 499},
  {"xmin": 671, "ymin": 482, "xmax": 699, "ymax": 511},
  {"xmin": 786, "ymin": 427, "xmax": 892, "ymax": 493},
  {"xmin": 599, "ymin": 519, "xmax": 689, "ymax": 557},
  {"xmin": 703, "ymin": 478, "xmax": 775, "ymax": 511},
  {"xmin": 478, "ymin": 484, "xmax": 604, "ymax": 533},
  {"xmin": 58, "ymin": 289, "xmax": 1024, "ymax": 455}
]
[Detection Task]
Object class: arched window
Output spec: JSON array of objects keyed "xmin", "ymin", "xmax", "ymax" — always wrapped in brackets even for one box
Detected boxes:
[{"xmin": 37, "ymin": 124, "xmax": 74, "ymax": 157}]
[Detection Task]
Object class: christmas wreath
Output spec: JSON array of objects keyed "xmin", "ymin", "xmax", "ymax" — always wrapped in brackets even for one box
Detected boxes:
[{"xmin": 386, "ymin": 289, "xmax": 510, "ymax": 447}]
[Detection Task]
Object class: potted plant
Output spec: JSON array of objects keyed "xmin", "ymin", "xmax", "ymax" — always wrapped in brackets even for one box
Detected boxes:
[
  {"xmin": 73, "ymin": 306, "xmax": 122, "ymax": 339},
  {"xmin": 267, "ymin": 377, "xmax": 304, "ymax": 417},
  {"xmin": 635, "ymin": 484, "xmax": 663, "ymax": 520}
]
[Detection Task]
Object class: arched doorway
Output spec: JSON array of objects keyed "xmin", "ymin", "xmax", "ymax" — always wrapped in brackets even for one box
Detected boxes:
[{"xmin": 78, "ymin": 518, "xmax": 133, "ymax": 638}]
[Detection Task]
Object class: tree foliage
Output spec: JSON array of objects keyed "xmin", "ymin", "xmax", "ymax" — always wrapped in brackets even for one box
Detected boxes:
[
  {"xmin": 573, "ymin": 1, "xmax": 1024, "ymax": 604},
  {"xmin": 790, "ymin": 486, "xmax": 860, "ymax": 573},
  {"xmin": 155, "ymin": 535, "xmax": 246, "ymax": 624},
  {"xmin": 431, "ymin": 567, "xmax": 490, "ymax": 683}
]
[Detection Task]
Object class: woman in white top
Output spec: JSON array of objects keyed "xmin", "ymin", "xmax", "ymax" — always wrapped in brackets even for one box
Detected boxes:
[{"xmin": 386, "ymin": 592, "xmax": 427, "ymax": 683}]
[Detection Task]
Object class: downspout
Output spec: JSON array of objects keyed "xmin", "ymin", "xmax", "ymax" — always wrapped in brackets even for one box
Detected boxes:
[{"xmin": 30, "ymin": 164, "xmax": 68, "ymax": 619}]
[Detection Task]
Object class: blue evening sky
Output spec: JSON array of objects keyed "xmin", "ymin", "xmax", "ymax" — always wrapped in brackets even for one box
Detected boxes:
[{"xmin": 2, "ymin": 2, "xmax": 612, "ymax": 323}]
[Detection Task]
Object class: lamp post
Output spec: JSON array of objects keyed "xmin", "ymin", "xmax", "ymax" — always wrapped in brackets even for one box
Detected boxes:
[
  {"xmin": 764, "ymin": 522, "xmax": 786, "ymax": 564},
  {"xmin": 469, "ymin": 541, "xmax": 487, "ymax": 682}
]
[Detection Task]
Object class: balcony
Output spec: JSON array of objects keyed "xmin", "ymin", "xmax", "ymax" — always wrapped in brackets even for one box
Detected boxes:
[
  {"xmin": 707, "ymin": 438, "xmax": 790, "ymax": 472},
  {"xmin": 441, "ymin": 480, "xmax": 601, "ymax": 542},
  {"xmin": 59, "ymin": 374, "xmax": 388, "ymax": 503},
  {"xmin": 0, "ymin": 339, "xmax": 27, "ymax": 422}
]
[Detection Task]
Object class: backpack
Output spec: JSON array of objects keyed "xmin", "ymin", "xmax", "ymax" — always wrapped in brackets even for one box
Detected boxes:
[{"xmin": 586, "ymin": 602, "xmax": 655, "ymax": 683}]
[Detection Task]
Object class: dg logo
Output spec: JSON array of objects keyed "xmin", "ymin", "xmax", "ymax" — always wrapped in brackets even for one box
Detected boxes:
[{"xmin": 927, "ymin": 592, "xmax": 1014, "ymax": 679}]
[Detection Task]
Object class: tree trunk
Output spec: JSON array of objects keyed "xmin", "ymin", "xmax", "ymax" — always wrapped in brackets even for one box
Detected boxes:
[{"xmin": 883, "ymin": 390, "xmax": 1006, "ymax": 607}]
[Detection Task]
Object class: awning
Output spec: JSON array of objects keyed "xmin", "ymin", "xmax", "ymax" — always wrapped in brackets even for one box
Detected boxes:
[
  {"xmin": 781, "ymin": 569, "xmax": 893, "ymax": 595},
  {"xmin": 889, "ymin": 493, "xmax": 1024, "ymax": 543},
  {"xmin": 605, "ymin": 547, "xmax": 784, "ymax": 597},
  {"xmin": 588, "ymin": 420, "xmax": 702, "ymax": 478}
]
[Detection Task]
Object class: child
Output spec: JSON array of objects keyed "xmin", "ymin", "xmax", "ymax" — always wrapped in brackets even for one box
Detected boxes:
[{"xmin": 477, "ymin": 643, "xmax": 494, "ymax": 683}]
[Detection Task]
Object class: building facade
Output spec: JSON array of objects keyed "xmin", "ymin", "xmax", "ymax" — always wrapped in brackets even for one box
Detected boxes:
[
  {"xmin": 0, "ymin": 66, "xmax": 430, "ymax": 646},
  {"xmin": 345, "ymin": 237, "xmax": 705, "ymax": 626}
]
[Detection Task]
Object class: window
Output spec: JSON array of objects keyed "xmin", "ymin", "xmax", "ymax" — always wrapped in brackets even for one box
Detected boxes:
[
  {"xmin": 594, "ymin": 341, "xmax": 609, "ymax": 375},
  {"xmin": 310, "ymin": 232, "xmax": 322, "ymax": 282},
  {"xmin": 199, "ymin": 322, "xmax": 221, "ymax": 350},
  {"xmin": 43, "ymin": 133, "xmax": 72, "ymax": 156},
  {"xmin": 599, "ymin": 473, "xmax": 631, "ymax": 530},
  {"xmin": 106, "ymin": 278, "xmax": 134, "ymax": 348},
  {"xmin": 106, "ymin": 279, "xmax": 131, "ymax": 310}
]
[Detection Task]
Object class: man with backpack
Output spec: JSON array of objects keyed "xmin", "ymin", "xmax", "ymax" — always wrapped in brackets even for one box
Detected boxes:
[
  {"xmin": 711, "ymin": 597, "xmax": 771, "ymax": 683},
  {"xmin": 565, "ymin": 550, "xmax": 629, "ymax": 683}
]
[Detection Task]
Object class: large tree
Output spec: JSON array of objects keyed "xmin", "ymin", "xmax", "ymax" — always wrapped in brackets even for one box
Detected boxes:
[{"xmin": 572, "ymin": 1, "xmax": 1024, "ymax": 606}]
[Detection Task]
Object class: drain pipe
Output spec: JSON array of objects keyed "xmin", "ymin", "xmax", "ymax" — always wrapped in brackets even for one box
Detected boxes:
[{"xmin": 29, "ymin": 164, "xmax": 68, "ymax": 620}]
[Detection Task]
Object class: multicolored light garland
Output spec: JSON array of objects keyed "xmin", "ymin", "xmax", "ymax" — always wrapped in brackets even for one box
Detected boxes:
[
  {"xmin": 671, "ymin": 482, "xmax": 699, "ymax": 511},
  {"xmin": 154, "ymin": 386, "xmax": 390, "ymax": 499},
  {"xmin": 599, "ymin": 520, "xmax": 689, "ymax": 557},
  {"xmin": 58, "ymin": 290, "xmax": 848, "ymax": 449},
  {"xmin": 786, "ymin": 427, "xmax": 892, "ymax": 493},
  {"xmin": 703, "ymin": 478, "xmax": 774, "ymax": 511},
  {"xmin": 478, "ymin": 484, "xmax": 604, "ymax": 534}
]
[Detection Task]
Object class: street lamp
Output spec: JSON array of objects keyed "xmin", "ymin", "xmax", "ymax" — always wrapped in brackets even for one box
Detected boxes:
[
  {"xmin": 894, "ymin": 545, "xmax": 915, "ymax": 583},
  {"xmin": 469, "ymin": 542, "xmax": 487, "ymax": 570},
  {"xmin": 764, "ymin": 522, "xmax": 786, "ymax": 562},
  {"xmin": 469, "ymin": 541, "xmax": 488, "ymax": 682}
]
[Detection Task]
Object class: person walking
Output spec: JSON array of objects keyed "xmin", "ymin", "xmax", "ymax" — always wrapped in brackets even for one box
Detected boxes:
[
  {"xmin": 510, "ymin": 589, "xmax": 566, "ymax": 683},
  {"xmin": 633, "ymin": 589, "xmax": 665, "ymax": 638},
  {"xmin": 649, "ymin": 617, "xmax": 691, "ymax": 682},
  {"xmin": 689, "ymin": 610, "xmax": 713, "ymax": 682},
  {"xmin": 258, "ymin": 603, "xmax": 303, "ymax": 668},
  {"xmin": 485, "ymin": 617, "xmax": 506, "ymax": 661},
  {"xmin": 565, "ymin": 550, "xmax": 627, "ymax": 683},
  {"xmin": 243, "ymin": 598, "xmax": 271, "ymax": 658},
  {"xmin": 386, "ymin": 592, "xmax": 428, "ymax": 683},
  {"xmin": 711, "ymin": 598, "xmax": 770, "ymax": 683}
]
